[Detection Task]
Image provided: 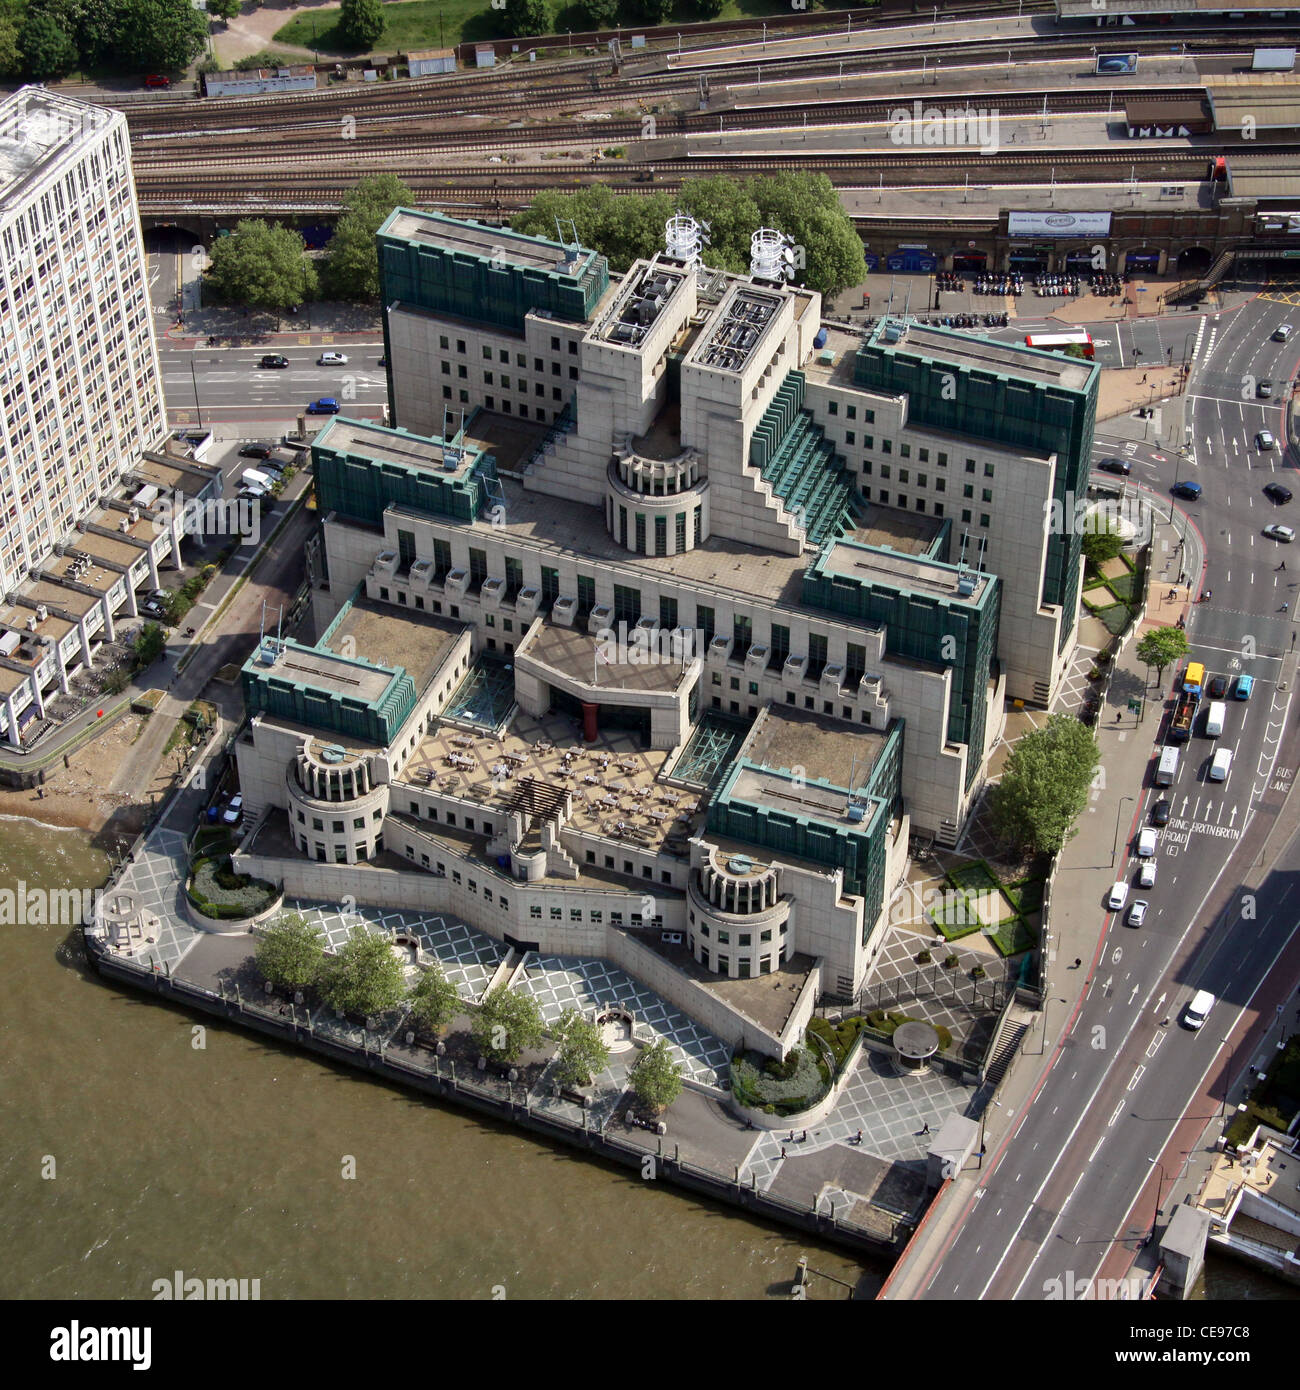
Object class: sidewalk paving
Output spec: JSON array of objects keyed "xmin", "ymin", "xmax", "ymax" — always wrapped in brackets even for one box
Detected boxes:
[{"xmin": 882, "ymin": 505, "xmax": 1205, "ymax": 1298}]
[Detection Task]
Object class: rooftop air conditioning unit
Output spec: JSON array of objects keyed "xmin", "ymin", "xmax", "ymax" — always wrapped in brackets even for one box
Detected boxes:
[
  {"xmin": 36, "ymin": 604, "xmax": 47, "ymax": 622},
  {"xmin": 552, "ymin": 595, "xmax": 577, "ymax": 627},
  {"xmin": 587, "ymin": 603, "xmax": 613, "ymax": 635}
]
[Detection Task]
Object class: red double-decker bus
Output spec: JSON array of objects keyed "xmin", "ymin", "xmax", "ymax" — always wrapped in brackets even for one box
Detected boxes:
[{"xmin": 1024, "ymin": 331, "xmax": 1095, "ymax": 360}]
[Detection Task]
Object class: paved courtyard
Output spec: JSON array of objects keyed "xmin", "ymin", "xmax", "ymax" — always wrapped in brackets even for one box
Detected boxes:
[
  {"xmin": 515, "ymin": 952, "xmax": 731, "ymax": 1088},
  {"xmin": 739, "ymin": 1046, "xmax": 980, "ymax": 1200}
]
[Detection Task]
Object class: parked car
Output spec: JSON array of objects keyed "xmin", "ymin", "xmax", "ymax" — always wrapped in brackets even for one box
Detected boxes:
[
  {"xmin": 306, "ymin": 398, "xmax": 340, "ymax": 414},
  {"xmin": 1151, "ymin": 798, "xmax": 1171, "ymax": 825},
  {"xmin": 221, "ymin": 794, "xmax": 243, "ymax": 824},
  {"xmin": 1127, "ymin": 900, "xmax": 1148, "ymax": 928},
  {"xmin": 318, "ymin": 351, "xmax": 348, "ymax": 366},
  {"xmin": 1263, "ymin": 523, "xmax": 1295, "ymax": 542},
  {"xmin": 1096, "ymin": 457, "xmax": 1132, "ymax": 475},
  {"xmin": 1264, "ymin": 482, "xmax": 1293, "ymax": 504},
  {"xmin": 1172, "ymin": 480, "xmax": 1202, "ymax": 500},
  {"xmin": 1207, "ymin": 675, "xmax": 1229, "ymax": 699},
  {"xmin": 238, "ymin": 443, "xmax": 273, "ymax": 459},
  {"xmin": 1256, "ymin": 430, "xmax": 1277, "ymax": 451},
  {"xmin": 1257, "ymin": 379, "xmax": 1274, "ymax": 398},
  {"xmin": 144, "ymin": 74, "xmax": 171, "ymax": 89},
  {"xmin": 260, "ymin": 355, "xmax": 289, "ymax": 369}
]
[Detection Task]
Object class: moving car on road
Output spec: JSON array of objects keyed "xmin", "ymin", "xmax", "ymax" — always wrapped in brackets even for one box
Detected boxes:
[
  {"xmin": 307, "ymin": 398, "xmax": 340, "ymax": 414},
  {"xmin": 1263, "ymin": 482, "xmax": 1292, "ymax": 504},
  {"xmin": 1263, "ymin": 523, "xmax": 1295, "ymax": 542},
  {"xmin": 318, "ymin": 351, "xmax": 348, "ymax": 366},
  {"xmin": 1138, "ymin": 861, "xmax": 1157, "ymax": 888},
  {"xmin": 260, "ymin": 355, "xmax": 289, "ymax": 368},
  {"xmin": 1273, "ymin": 324, "xmax": 1293, "ymax": 342},
  {"xmin": 1151, "ymin": 798, "xmax": 1171, "ymax": 825},
  {"xmin": 1127, "ymin": 900, "xmax": 1148, "ymax": 928},
  {"xmin": 1258, "ymin": 379, "xmax": 1274, "ymax": 398},
  {"xmin": 1183, "ymin": 989, "xmax": 1215, "ymax": 1029},
  {"xmin": 1096, "ymin": 457, "xmax": 1132, "ymax": 475},
  {"xmin": 1207, "ymin": 675, "xmax": 1229, "ymax": 699},
  {"xmin": 1209, "ymin": 747, "xmax": 1233, "ymax": 782},
  {"xmin": 1107, "ymin": 881, "xmax": 1129, "ymax": 911},
  {"xmin": 1171, "ymin": 480, "xmax": 1202, "ymax": 500},
  {"xmin": 1257, "ymin": 430, "xmax": 1277, "ymax": 451}
]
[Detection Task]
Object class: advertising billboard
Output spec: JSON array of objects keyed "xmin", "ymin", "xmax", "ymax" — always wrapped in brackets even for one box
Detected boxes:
[
  {"xmin": 1095, "ymin": 53, "xmax": 1138, "ymax": 75},
  {"xmin": 1007, "ymin": 212, "xmax": 1112, "ymax": 237},
  {"xmin": 1252, "ymin": 48, "xmax": 1296, "ymax": 71}
]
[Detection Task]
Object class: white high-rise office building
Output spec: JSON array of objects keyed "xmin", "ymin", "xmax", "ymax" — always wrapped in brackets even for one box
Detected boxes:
[{"xmin": 0, "ymin": 87, "xmax": 165, "ymax": 597}]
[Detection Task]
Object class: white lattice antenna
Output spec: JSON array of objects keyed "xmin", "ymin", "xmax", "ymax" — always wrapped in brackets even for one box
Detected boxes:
[
  {"xmin": 750, "ymin": 227, "xmax": 795, "ymax": 282},
  {"xmin": 664, "ymin": 213, "xmax": 710, "ymax": 267}
]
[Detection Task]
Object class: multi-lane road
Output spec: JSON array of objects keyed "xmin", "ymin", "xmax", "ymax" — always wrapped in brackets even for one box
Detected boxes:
[{"xmin": 912, "ymin": 289, "xmax": 1300, "ymax": 1299}]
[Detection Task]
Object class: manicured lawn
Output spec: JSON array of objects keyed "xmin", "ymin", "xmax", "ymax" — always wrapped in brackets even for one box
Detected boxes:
[{"xmin": 274, "ymin": 0, "xmax": 843, "ymax": 58}]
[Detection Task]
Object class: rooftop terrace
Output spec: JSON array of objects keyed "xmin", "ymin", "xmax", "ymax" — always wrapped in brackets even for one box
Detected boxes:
[
  {"xmin": 384, "ymin": 208, "xmax": 595, "ymax": 276},
  {"xmin": 317, "ymin": 416, "xmax": 480, "ymax": 484}
]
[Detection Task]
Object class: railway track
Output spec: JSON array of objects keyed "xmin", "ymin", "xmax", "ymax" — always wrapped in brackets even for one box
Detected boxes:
[
  {"xmin": 122, "ymin": 22, "xmax": 1286, "ymax": 138},
  {"xmin": 136, "ymin": 143, "xmax": 1272, "ymax": 209},
  {"xmin": 129, "ymin": 86, "xmax": 1214, "ymax": 167}
]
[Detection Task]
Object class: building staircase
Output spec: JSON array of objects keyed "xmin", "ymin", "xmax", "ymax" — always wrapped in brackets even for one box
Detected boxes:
[{"xmin": 750, "ymin": 371, "xmax": 866, "ymax": 546}]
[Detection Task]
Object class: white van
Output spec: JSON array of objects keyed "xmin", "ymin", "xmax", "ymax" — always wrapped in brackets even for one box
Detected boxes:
[
  {"xmin": 1155, "ymin": 745, "xmax": 1180, "ymax": 786},
  {"xmin": 1209, "ymin": 747, "xmax": 1233, "ymax": 782},
  {"xmin": 1184, "ymin": 989, "xmax": 1215, "ymax": 1030},
  {"xmin": 1204, "ymin": 701, "xmax": 1226, "ymax": 738},
  {"xmin": 241, "ymin": 467, "xmax": 274, "ymax": 491},
  {"xmin": 1107, "ymin": 881, "xmax": 1128, "ymax": 911},
  {"xmin": 1137, "ymin": 827, "xmax": 1158, "ymax": 858}
]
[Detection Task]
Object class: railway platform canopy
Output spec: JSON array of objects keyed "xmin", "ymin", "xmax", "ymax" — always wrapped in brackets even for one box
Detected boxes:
[
  {"xmin": 1207, "ymin": 83, "xmax": 1300, "ymax": 134},
  {"xmin": 1058, "ymin": 0, "xmax": 1299, "ymax": 16},
  {"xmin": 1226, "ymin": 154, "xmax": 1300, "ymax": 202}
]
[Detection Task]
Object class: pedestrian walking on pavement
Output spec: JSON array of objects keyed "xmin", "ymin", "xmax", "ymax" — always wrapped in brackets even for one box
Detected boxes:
[
  {"xmin": 1072, "ymin": 957, "xmax": 1082, "ymax": 969},
  {"xmin": 856, "ymin": 1129, "xmax": 863, "ymax": 1145},
  {"xmin": 920, "ymin": 1123, "xmax": 930, "ymax": 1136},
  {"xmin": 780, "ymin": 1146, "xmax": 787, "ymax": 1159}
]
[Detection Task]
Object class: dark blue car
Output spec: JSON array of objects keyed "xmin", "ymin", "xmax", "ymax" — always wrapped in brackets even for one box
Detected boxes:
[
  {"xmin": 307, "ymin": 398, "xmax": 340, "ymax": 415},
  {"xmin": 1171, "ymin": 480, "xmax": 1202, "ymax": 500}
]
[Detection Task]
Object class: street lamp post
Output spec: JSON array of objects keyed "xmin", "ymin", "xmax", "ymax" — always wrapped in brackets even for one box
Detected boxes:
[
  {"xmin": 1111, "ymin": 794, "xmax": 1135, "ymax": 867},
  {"xmin": 190, "ymin": 358, "xmax": 202, "ymax": 428}
]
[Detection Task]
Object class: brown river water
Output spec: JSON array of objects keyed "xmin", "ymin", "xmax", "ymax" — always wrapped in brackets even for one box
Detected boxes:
[{"xmin": 0, "ymin": 816, "xmax": 1288, "ymax": 1301}]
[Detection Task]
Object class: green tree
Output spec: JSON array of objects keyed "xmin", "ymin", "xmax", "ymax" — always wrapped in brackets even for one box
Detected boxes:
[
  {"xmin": 204, "ymin": 219, "xmax": 318, "ymax": 317},
  {"xmin": 1135, "ymin": 626, "xmax": 1190, "ymax": 689},
  {"xmin": 338, "ymin": 0, "xmax": 384, "ymax": 51},
  {"xmin": 255, "ymin": 912, "xmax": 325, "ymax": 993},
  {"xmin": 1064, "ymin": 343, "xmax": 1089, "ymax": 360},
  {"xmin": 638, "ymin": 0, "xmax": 674, "ymax": 22},
  {"xmin": 114, "ymin": 0, "xmax": 209, "ymax": 73},
  {"xmin": 1081, "ymin": 521, "xmax": 1123, "ymax": 567},
  {"xmin": 323, "ymin": 172, "xmax": 414, "ymax": 301},
  {"xmin": 319, "ymin": 926, "xmax": 407, "ymax": 1018},
  {"xmin": 407, "ymin": 965, "xmax": 460, "ymax": 1035},
  {"xmin": 20, "ymin": 12, "xmax": 78, "ymax": 80},
  {"xmin": 694, "ymin": 0, "xmax": 724, "ymax": 15},
  {"xmin": 207, "ymin": 0, "xmax": 241, "ymax": 21},
  {"xmin": 553, "ymin": 1009, "xmax": 610, "ymax": 1087},
  {"xmin": 580, "ymin": 0, "xmax": 619, "ymax": 26},
  {"xmin": 750, "ymin": 172, "xmax": 867, "ymax": 299},
  {"xmin": 0, "ymin": 17, "xmax": 22, "ymax": 77},
  {"xmin": 677, "ymin": 176, "xmax": 761, "ymax": 275},
  {"xmin": 504, "ymin": 0, "xmax": 550, "ymax": 39},
  {"xmin": 632, "ymin": 1037, "xmax": 682, "ymax": 1111},
  {"xmin": 988, "ymin": 713, "xmax": 1100, "ymax": 856},
  {"xmin": 131, "ymin": 622, "xmax": 167, "ymax": 670},
  {"xmin": 471, "ymin": 987, "xmax": 546, "ymax": 1063}
]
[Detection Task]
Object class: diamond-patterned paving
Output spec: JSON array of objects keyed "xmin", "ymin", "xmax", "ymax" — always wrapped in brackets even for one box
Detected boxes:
[
  {"xmin": 290, "ymin": 900, "xmax": 504, "ymax": 1000},
  {"xmin": 515, "ymin": 953, "xmax": 730, "ymax": 1087}
]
